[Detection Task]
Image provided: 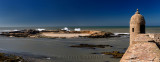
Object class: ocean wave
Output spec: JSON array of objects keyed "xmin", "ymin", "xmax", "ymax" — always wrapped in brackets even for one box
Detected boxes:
[
  {"xmin": 0, "ymin": 29, "xmax": 19, "ymax": 32},
  {"xmin": 114, "ymin": 33, "xmax": 129, "ymax": 35}
]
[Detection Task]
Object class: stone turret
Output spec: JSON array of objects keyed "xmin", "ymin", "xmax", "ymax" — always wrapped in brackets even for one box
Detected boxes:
[
  {"xmin": 121, "ymin": 9, "xmax": 160, "ymax": 62},
  {"xmin": 130, "ymin": 9, "xmax": 145, "ymax": 45}
]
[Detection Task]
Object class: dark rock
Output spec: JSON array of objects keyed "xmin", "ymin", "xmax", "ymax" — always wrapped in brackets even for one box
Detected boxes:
[
  {"xmin": 70, "ymin": 44, "xmax": 113, "ymax": 49},
  {"xmin": 101, "ymin": 51, "xmax": 124, "ymax": 58},
  {"xmin": 0, "ymin": 53, "xmax": 26, "ymax": 62},
  {"xmin": 1, "ymin": 29, "xmax": 40, "ymax": 37}
]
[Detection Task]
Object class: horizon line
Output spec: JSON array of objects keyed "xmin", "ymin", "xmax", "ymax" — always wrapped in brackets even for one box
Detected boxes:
[{"xmin": 0, "ymin": 26, "xmax": 160, "ymax": 27}]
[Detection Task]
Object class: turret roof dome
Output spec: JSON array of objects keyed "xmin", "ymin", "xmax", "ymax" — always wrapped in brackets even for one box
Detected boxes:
[{"xmin": 130, "ymin": 9, "xmax": 145, "ymax": 24}]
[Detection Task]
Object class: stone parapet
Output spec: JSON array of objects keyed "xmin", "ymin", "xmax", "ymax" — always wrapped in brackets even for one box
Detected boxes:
[{"xmin": 120, "ymin": 42, "xmax": 160, "ymax": 62}]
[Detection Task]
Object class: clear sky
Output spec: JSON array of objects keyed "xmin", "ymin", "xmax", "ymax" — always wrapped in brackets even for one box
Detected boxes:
[{"xmin": 0, "ymin": 0, "xmax": 159, "ymax": 27}]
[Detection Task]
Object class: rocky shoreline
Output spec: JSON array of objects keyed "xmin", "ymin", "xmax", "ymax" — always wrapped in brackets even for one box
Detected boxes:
[
  {"xmin": 0, "ymin": 52, "xmax": 25, "ymax": 62},
  {"xmin": 92, "ymin": 51, "xmax": 124, "ymax": 58},
  {"xmin": 70, "ymin": 43, "xmax": 124, "ymax": 58},
  {"xmin": 0, "ymin": 29, "xmax": 128, "ymax": 38}
]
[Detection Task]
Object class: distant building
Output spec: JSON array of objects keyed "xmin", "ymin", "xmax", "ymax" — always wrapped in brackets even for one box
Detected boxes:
[{"xmin": 74, "ymin": 28, "xmax": 81, "ymax": 31}]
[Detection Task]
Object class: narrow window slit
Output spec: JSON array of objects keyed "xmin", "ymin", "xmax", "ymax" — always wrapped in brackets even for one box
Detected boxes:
[{"xmin": 132, "ymin": 28, "xmax": 134, "ymax": 32}]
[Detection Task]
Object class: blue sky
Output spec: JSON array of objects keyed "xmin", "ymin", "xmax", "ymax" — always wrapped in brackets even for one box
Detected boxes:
[{"xmin": 0, "ymin": 0, "xmax": 159, "ymax": 27}]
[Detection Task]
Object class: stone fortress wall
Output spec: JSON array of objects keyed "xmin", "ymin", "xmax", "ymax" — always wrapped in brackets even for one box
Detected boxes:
[{"xmin": 120, "ymin": 9, "xmax": 160, "ymax": 62}]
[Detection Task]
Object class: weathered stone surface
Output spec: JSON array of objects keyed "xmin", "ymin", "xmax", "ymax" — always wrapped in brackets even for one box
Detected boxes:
[
  {"xmin": 130, "ymin": 9, "xmax": 146, "ymax": 45},
  {"xmin": 120, "ymin": 42, "xmax": 160, "ymax": 62},
  {"xmin": 148, "ymin": 33, "xmax": 160, "ymax": 45},
  {"xmin": 134, "ymin": 34, "xmax": 153, "ymax": 42}
]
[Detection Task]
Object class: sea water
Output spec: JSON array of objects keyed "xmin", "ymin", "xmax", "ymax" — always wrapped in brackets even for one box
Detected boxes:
[{"xmin": 0, "ymin": 26, "xmax": 159, "ymax": 62}]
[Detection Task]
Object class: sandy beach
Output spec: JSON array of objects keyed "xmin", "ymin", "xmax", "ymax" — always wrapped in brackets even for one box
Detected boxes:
[{"xmin": 41, "ymin": 33, "xmax": 91, "ymax": 38}]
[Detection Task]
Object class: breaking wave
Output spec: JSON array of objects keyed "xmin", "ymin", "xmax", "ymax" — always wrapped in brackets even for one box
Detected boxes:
[{"xmin": 114, "ymin": 33, "xmax": 129, "ymax": 35}]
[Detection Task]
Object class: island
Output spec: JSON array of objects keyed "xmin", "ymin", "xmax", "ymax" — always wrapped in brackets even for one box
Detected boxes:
[{"xmin": 0, "ymin": 29, "xmax": 119, "ymax": 38}]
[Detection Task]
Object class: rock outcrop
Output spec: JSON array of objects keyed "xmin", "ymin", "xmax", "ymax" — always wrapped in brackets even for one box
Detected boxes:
[
  {"xmin": 70, "ymin": 44, "xmax": 113, "ymax": 49},
  {"xmin": 1, "ymin": 29, "xmax": 40, "ymax": 37},
  {"xmin": 87, "ymin": 31, "xmax": 114, "ymax": 38},
  {"xmin": 0, "ymin": 53, "xmax": 25, "ymax": 62},
  {"xmin": 101, "ymin": 51, "xmax": 124, "ymax": 58}
]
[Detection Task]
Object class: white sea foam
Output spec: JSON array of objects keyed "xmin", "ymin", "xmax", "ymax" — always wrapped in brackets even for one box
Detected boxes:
[
  {"xmin": 0, "ymin": 29, "xmax": 19, "ymax": 34},
  {"xmin": 46, "ymin": 57, "xmax": 51, "ymax": 60},
  {"xmin": 1, "ymin": 29, "xmax": 19, "ymax": 32},
  {"xmin": 114, "ymin": 33, "xmax": 129, "ymax": 35}
]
